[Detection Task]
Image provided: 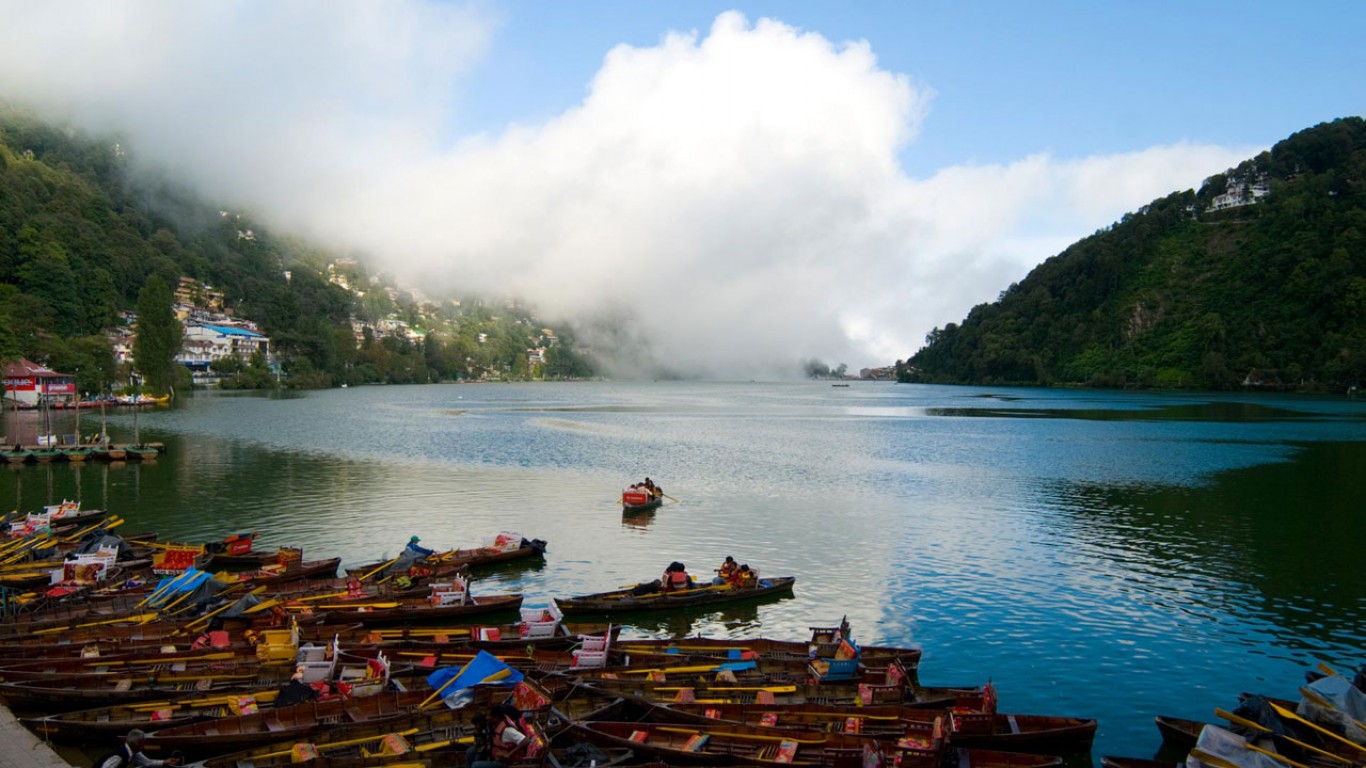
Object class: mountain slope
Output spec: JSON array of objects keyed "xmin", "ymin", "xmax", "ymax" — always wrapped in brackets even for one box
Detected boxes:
[
  {"xmin": 903, "ymin": 117, "xmax": 1366, "ymax": 391},
  {"xmin": 0, "ymin": 108, "xmax": 595, "ymax": 387}
]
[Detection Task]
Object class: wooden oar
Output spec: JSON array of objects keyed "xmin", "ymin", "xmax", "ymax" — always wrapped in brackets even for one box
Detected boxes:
[
  {"xmin": 137, "ymin": 568, "xmax": 199, "ymax": 609},
  {"xmin": 1267, "ymin": 701, "xmax": 1366, "ymax": 755},
  {"xmin": 662, "ymin": 493, "xmax": 679, "ymax": 503},
  {"xmin": 368, "ymin": 627, "xmax": 472, "ymax": 638},
  {"xmin": 357, "ymin": 556, "xmax": 400, "ymax": 582},
  {"xmin": 254, "ymin": 728, "xmax": 423, "ymax": 760},
  {"xmin": 284, "ymin": 590, "xmax": 352, "ymax": 604},
  {"xmin": 149, "ymin": 580, "xmax": 225, "ymax": 620},
  {"xmin": 58, "ymin": 516, "xmax": 124, "ymax": 544},
  {"xmin": 619, "ymin": 663, "xmax": 735, "ymax": 676},
  {"xmin": 32, "ymin": 613, "xmax": 163, "ymax": 634},
  {"xmin": 0, "ymin": 535, "xmax": 53, "ymax": 565},
  {"xmin": 1216, "ymin": 708, "xmax": 1355, "ymax": 765},
  {"xmin": 1299, "ymin": 685, "xmax": 1366, "ymax": 733},
  {"xmin": 655, "ymin": 726, "xmax": 824, "ymax": 744},
  {"xmin": 310, "ymin": 602, "xmax": 401, "ymax": 610},
  {"xmin": 654, "ymin": 685, "xmax": 798, "ymax": 694},
  {"xmin": 241, "ymin": 598, "xmax": 281, "ymax": 615},
  {"xmin": 176, "ymin": 586, "xmax": 267, "ymax": 634}
]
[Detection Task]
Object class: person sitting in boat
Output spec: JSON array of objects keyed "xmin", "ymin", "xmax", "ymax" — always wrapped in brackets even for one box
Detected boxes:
[
  {"xmin": 274, "ymin": 665, "xmax": 321, "ymax": 708},
  {"xmin": 190, "ymin": 618, "xmax": 229, "ymax": 650},
  {"xmin": 489, "ymin": 703, "xmax": 531, "ymax": 766},
  {"xmin": 713, "ymin": 555, "xmax": 738, "ymax": 585},
  {"xmin": 94, "ymin": 728, "xmax": 182, "ymax": 767},
  {"xmin": 732, "ymin": 564, "xmax": 758, "ymax": 589},
  {"xmin": 405, "ymin": 535, "xmax": 435, "ymax": 558},
  {"xmin": 466, "ymin": 712, "xmax": 495, "ymax": 768},
  {"xmin": 661, "ymin": 561, "xmax": 693, "ymax": 592},
  {"xmin": 642, "ymin": 477, "xmax": 664, "ymax": 499}
]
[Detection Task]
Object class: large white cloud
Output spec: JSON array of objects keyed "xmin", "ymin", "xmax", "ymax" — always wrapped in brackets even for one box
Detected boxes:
[{"xmin": 0, "ymin": 4, "xmax": 1253, "ymax": 376}]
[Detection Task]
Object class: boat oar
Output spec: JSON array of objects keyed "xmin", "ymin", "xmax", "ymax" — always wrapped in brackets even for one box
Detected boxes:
[
  {"xmin": 283, "ymin": 590, "xmax": 352, "ymax": 604},
  {"xmin": 357, "ymin": 556, "xmax": 400, "ymax": 582},
  {"xmin": 1216, "ymin": 708, "xmax": 1356, "ymax": 765},
  {"xmin": 1191, "ymin": 744, "xmax": 1312, "ymax": 768},
  {"xmin": 137, "ymin": 568, "xmax": 197, "ymax": 609},
  {"xmin": 252, "ymin": 728, "xmax": 422, "ymax": 760},
  {"xmin": 654, "ymin": 726, "xmax": 824, "ymax": 744},
  {"xmin": 1299, "ymin": 685, "xmax": 1366, "ymax": 733},
  {"xmin": 32, "ymin": 613, "xmax": 162, "ymax": 634},
  {"xmin": 655, "ymin": 684, "xmax": 798, "ymax": 694},
  {"xmin": 418, "ymin": 669, "xmax": 466, "ymax": 711},
  {"xmin": 662, "ymin": 493, "xmax": 680, "ymax": 503},
  {"xmin": 0, "ymin": 535, "xmax": 52, "ymax": 565},
  {"xmin": 1267, "ymin": 701, "xmax": 1366, "ymax": 755},
  {"xmin": 176, "ymin": 586, "xmax": 267, "ymax": 634},
  {"xmin": 58, "ymin": 515, "xmax": 124, "ymax": 543}
]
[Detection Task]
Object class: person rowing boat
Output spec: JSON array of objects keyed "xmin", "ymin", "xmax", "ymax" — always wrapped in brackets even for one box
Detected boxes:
[{"xmin": 405, "ymin": 535, "xmax": 435, "ymax": 557}]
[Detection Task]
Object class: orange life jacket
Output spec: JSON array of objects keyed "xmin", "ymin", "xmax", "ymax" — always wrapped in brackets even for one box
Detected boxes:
[
  {"xmin": 663, "ymin": 570, "xmax": 690, "ymax": 591},
  {"xmin": 492, "ymin": 716, "xmax": 529, "ymax": 761}
]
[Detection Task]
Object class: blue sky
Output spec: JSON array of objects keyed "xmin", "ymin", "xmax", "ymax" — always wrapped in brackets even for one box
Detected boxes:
[
  {"xmin": 459, "ymin": 2, "xmax": 1363, "ymax": 174},
  {"xmin": 0, "ymin": 1, "xmax": 1361, "ymax": 373}
]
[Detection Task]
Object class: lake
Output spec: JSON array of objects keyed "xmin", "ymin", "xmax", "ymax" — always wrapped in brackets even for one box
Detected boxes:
[{"xmin": 3, "ymin": 381, "xmax": 1364, "ymax": 761}]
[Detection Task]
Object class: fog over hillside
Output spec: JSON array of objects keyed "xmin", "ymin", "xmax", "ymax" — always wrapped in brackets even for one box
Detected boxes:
[{"xmin": 0, "ymin": 2, "xmax": 1253, "ymax": 376}]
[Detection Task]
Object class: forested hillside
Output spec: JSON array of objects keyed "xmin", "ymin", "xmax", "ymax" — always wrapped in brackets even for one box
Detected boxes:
[
  {"xmin": 0, "ymin": 108, "xmax": 595, "ymax": 391},
  {"xmin": 903, "ymin": 118, "xmax": 1366, "ymax": 391}
]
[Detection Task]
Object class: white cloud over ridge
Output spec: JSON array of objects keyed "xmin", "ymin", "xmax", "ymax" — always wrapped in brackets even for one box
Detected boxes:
[{"xmin": 0, "ymin": 4, "xmax": 1253, "ymax": 376}]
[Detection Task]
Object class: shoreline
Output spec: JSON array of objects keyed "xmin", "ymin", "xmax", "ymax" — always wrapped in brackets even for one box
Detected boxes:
[{"xmin": 0, "ymin": 701, "xmax": 74, "ymax": 767}]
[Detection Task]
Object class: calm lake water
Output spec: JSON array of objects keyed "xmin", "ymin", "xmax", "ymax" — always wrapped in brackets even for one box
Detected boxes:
[{"xmin": 4, "ymin": 382, "xmax": 1365, "ymax": 762}]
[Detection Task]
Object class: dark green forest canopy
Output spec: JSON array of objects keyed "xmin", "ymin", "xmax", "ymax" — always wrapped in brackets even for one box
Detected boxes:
[
  {"xmin": 904, "ymin": 117, "xmax": 1366, "ymax": 391},
  {"xmin": 0, "ymin": 108, "xmax": 595, "ymax": 389}
]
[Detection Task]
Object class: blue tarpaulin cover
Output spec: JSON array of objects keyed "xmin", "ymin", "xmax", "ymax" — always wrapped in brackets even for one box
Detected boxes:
[{"xmin": 426, "ymin": 650, "xmax": 525, "ymax": 695}]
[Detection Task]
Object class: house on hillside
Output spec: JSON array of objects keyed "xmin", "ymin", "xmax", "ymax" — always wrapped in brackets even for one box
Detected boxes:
[
  {"xmin": 2, "ymin": 359, "xmax": 76, "ymax": 406},
  {"xmin": 174, "ymin": 277, "xmax": 225, "ymax": 312},
  {"xmin": 1208, "ymin": 175, "xmax": 1271, "ymax": 211},
  {"xmin": 176, "ymin": 323, "xmax": 270, "ymax": 370}
]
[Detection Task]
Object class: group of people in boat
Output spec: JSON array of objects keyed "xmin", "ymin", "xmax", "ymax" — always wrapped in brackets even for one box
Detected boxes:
[
  {"xmin": 714, "ymin": 555, "xmax": 758, "ymax": 588},
  {"xmin": 655, "ymin": 556, "xmax": 758, "ymax": 593},
  {"xmin": 627, "ymin": 477, "xmax": 664, "ymax": 499}
]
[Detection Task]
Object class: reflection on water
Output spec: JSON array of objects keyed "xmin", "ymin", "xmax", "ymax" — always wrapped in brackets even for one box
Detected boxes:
[
  {"xmin": 925, "ymin": 400, "xmax": 1345, "ymax": 422},
  {"xmin": 1, "ymin": 382, "xmax": 1363, "ymax": 761}
]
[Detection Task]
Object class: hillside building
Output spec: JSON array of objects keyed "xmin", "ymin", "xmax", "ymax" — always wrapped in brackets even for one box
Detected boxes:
[
  {"xmin": 175, "ymin": 323, "xmax": 270, "ymax": 371},
  {"xmin": 2, "ymin": 359, "xmax": 76, "ymax": 406}
]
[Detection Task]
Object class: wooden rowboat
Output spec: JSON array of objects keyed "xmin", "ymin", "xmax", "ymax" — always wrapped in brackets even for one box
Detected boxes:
[
  {"xmin": 555, "ymin": 576, "xmax": 796, "ymax": 617},
  {"xmin": 622, "ymin": 488, "xmax": 664, "ymax": 513},
  {"xmin": 1154, "ymin": 714, "xmax": 1206, "ymax": 754},
  {"xmin": 144, "ymin": 689, "xmax": 433, "ymax": 759},
  {"xmin": 20, "ymin": 688, "xmax": 285, "ymax": 744},
  {"xmin": 574, "ymin": 674, "xmax": 986, "ymax": 710},
  {"xmin": 571, "ymin": 720, "xmax": 1064, "ymax": 768},
  {"xmin": 313, "ymin": 593, "xmax": 525, "ymax": 627},
  {"xmin": 0, "ymin": 648, "xmax": 384, "ymax": 711},
  {"xmin": 346, "ymin": 538, "xmax": 547, "ymax": 577},
  {"xmin": 613, "ymin": 635, "xmax": 922, "ymax": 670},
  {"xmin": 1101, "ymin": 758, "xmax": 1182, "ymax": 768},
  {"xmin": 215, "ymin": 557, "xmax": 342, "ymax": 587},
  {"xmin": 187, "ymin": 679, "xmax": 617, "ymax": 768},
  {"xmin": 657, "ymin": 702, "xmax": 1098, "ymax": 754}
]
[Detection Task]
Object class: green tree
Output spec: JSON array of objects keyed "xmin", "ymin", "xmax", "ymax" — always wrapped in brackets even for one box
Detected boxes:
[{"xmin": 132, "ymin": 275, "xmax": 182, "ymax": 395}]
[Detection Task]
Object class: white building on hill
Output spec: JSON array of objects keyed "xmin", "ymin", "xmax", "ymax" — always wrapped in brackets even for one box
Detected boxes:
[{"xmin": 176, "ymin": 323, "xmax": 270, "ymax": 371}]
